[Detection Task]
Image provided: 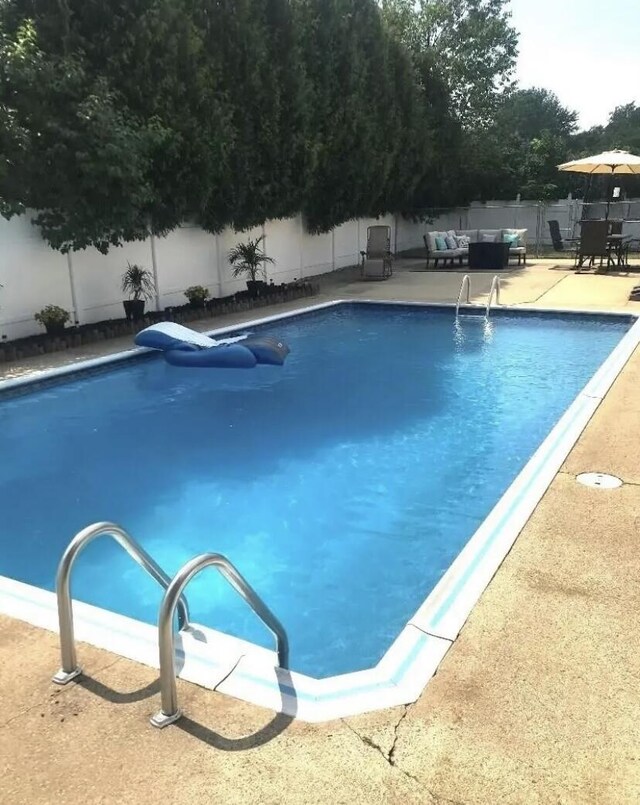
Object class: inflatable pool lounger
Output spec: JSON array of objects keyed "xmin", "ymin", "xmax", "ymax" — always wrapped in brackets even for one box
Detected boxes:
[{"xmin": 135, "ymin": 322, "xmax": 290, "ymax": 368}]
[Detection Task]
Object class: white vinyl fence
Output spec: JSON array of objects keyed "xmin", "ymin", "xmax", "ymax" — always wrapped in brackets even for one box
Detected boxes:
[
  {"xmin": 0, "ymin": 213, "xmax": 395, "ymax": 340},
  {"xmin": 3, "ymin": 198, "xmax": 640, "ymax": 340}
]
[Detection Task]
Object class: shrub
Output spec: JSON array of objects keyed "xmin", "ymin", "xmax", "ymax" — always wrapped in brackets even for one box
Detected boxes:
[
  {"xmin": 34, "ymin": 304, "xmax": 70, "ymax": 329},
  {"xmin": 184, "ymin": 285, "xmax": 210, "ymax": 305}
]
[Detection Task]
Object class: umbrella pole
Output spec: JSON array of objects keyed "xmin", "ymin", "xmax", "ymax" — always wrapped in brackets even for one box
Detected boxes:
[{"xmin": 581, "ymin": 175, "xmax": 592, "ymax": 229}]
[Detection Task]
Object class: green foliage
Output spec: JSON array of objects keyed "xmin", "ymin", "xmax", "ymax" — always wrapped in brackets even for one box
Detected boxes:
[
  {"xmin": 380, "ymin": 0, "xmax": 518, "ymax": 207},
  {"xmin": 293, "ymin": 0, "xmax": 439, "ymax": 230},
  {"xmin": 454, "ymin": 88, "xmax": 579, "ymax": 201},
  {"xmin": 585, "ymin": 103, "xmax": 640, "ymax": 155},
  {"xmin": 6, "ymin": 0, "xmax": 613, "ymax": 246},
  {"xmin": 184, "ymin": 285, "xmax": 210, "ymax": 305},
  {"xmin": 0, "ymin": 16, "xmax": 163, "ymax": 251},
  {"xmin": 121, "ymin": 262, "xmax": 155, "ymax": 301},
  {"xmin": 228, "ymin": 235, "xmax": 274, "ymax": 282},
  {"xmin": 381, "ymin": 0, "xmax": 518, "ymax": 125},
  {"xmin": 34, "ymin": 304, "xmax": 70, "ymax": 327},
  {"xmin": 1, "ymin": 0, "xmax": 449, "ymax": 249},
  {"xmin": 499, "ymin": 88, "xmax": 577, "ymax": 141}
]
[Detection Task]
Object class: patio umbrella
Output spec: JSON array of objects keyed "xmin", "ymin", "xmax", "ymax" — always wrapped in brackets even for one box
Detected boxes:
[{"xmin": 557, "ymin": 149, "xmax": 640, "ymax": 218}]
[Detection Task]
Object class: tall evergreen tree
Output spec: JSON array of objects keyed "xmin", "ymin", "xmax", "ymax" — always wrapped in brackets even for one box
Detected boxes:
[{"xmin": 0, "ymin": 0, "xmax": 447, "ymax": 250}]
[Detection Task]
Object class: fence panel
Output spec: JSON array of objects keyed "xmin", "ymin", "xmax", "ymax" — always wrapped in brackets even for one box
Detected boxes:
[
  {"xmin": 301, "ymin": 226, "xmax": 333, "ymax": 279},
  {"xmin": 264, "ymin": 217, "xmax": 302, "ymax": 285},
  {"xmin": 0, "ymin": 215, "xmax": 73, "ymax": 341},
  {"xmin": 153, "ymin": 225, "xmax": 217, "ymax": 309},
  {"xmin": 333, "ymin": 220, "xmax": 359, "ymax": 269}
]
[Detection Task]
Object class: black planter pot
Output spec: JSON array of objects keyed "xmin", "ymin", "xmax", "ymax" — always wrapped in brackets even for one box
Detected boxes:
[
  {"xmin": 123, "ymin": 299, "xmax": 145, "ymax": 321},
  {"xmin": 44, "ymin": 322, "xmax": 67, "ymax": 336},
  {"xmin": 188, "ymin": 299, "xmax": 206, "ymax": 309},
  {"xmin": 246, "ymin": 280, "xmax": 267, "ymax": 298}
]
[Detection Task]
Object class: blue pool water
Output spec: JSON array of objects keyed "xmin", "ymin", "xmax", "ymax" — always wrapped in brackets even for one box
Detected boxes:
[{"xmin": 0, "ymin": 304, "xmax": 631, "ymax": 677}]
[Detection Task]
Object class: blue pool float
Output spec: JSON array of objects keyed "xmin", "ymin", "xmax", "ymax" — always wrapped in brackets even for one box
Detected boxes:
[{"xmin": 135, "ymin": 322, "xmax": 290, "ymax": 369}]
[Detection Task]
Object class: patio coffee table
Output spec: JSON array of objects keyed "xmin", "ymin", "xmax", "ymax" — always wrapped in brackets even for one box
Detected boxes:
[{"xmin": 468, "ymin": 241, "xmax": 510, "ymax": 270}]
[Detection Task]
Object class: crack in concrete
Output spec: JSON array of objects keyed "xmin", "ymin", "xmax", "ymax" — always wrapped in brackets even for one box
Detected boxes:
[
  {"xmin": 342, "ymin": 705, "xmax": 420, "ymax": 785},
  {"xmin": 502, "ymin": 272, "xmax": 571, "ymax": 307},
  {"xmin": 342, "ymin": 706, "xmax": 469, "ymax": 803},
  {"xmin": 0, "ymin": 655, "xmax": 123, "ymax": 732},
  {"xmin": 212, "ymin": 654, "xmax": 243, "ymax": 691},
  {"xmin": 426, "ymin": 793, "xmax": 466, "ymax": 805},
  {"xmin": 0, "ymin": 698, "xmax": 51, "ymax": 731},
  {"xmin": 387, "ymin": 703, "xmax": 410, "ymax": 766}
]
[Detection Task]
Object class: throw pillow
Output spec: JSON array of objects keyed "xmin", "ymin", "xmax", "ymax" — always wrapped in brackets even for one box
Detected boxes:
[
  {"xmin": 435, "ymin": 235, "xmax": 447, "ymax": 251},
  {"xmin": 481, "ymin": 233, "xmax": 496, "ymax": 243},
  {"xmin": 445, "ymin": 235, "xmax": 457, "ymax": 249},
  {"xmin": 503, "ymin": 232, "xmax": 520, "ymax": 245},
  {"xmin": 456, "ymin": 235, "xmax": 471, "ymax": 248}
]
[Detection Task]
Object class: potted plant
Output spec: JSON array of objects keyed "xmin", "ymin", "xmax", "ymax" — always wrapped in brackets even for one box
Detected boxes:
[
  {"xmin": 228, "ymin": 235, "xmax": 274, "ymax": 297},
  {"xmin": 121, "ymin": 262, "xmax": 155, "ymax": 320},
  {"xmin": 34, "ymin": 304, "xmax": 70, "ymax": 336},
  {"xmin": 184, "ymin": 285, "xmax": 210, "ymax": 308}
]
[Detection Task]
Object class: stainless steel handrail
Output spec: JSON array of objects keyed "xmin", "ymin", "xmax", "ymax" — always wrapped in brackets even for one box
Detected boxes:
[
  {"xmin": 455, "ymin": 274, "xmax": 471, "ymax": 315},
  {"xmin": 150, "ymin": 553, "xmax": 289, "ymax": 728},
  {"xmin": 52, "ymin": 522, "xmax": 190, "ymax": 685},
  {"xmin": 485, "ymin": 275, "xmax": 501, "ymax": 317}
]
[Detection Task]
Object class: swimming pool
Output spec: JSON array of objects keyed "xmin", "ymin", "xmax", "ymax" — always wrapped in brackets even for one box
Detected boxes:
[{"xmin": 1, "ymin": 301, "xmax": 638, "ymax": 718}]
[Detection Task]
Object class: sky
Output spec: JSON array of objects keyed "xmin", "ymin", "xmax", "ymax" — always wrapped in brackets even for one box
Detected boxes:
[{"xmin": 508, "ymin": 0, "xmax": 640, "ymax": 130}]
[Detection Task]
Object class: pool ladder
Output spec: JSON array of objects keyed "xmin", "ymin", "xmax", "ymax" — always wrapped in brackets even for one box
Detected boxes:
[
  {"xmin": 455, "ymin": 274, "xmax": 501, "ymax": 317},
  {"xmin": 51, "ymin": 522, "xmax": 289, "ymax": 729}
]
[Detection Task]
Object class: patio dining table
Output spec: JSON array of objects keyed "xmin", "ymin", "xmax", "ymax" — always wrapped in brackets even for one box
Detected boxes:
[{"xmin": 607, "ymin": 234, "xmax": 632, "ymax": 267}]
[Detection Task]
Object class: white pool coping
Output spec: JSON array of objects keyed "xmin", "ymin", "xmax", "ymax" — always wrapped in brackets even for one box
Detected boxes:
[{"xmin": 1, "ymin": 300, "xmax": 639, "ymax": 722}]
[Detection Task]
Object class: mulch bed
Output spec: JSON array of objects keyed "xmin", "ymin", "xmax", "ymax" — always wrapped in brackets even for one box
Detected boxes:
[{"xmin": 0, "ymin": 281, "xmax": 318, "ymax": 365}]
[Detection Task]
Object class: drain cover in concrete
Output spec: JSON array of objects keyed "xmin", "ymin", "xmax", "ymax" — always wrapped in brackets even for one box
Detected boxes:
[{"xmin": 576, "ymin": 472, "xmax": 622, "ymax": 489}]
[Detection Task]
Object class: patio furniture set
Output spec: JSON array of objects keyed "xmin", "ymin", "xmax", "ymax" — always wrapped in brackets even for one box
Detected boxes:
[
  {"xmin": 548, "ymin": 218, "xmax": 637, "ymax": 271},
  {"xmin": 359, "ymin": 151, "xmax": 640, "ymax": 281},
  {"xmin": 423, "ymin": 228, "xmax": 527, "ymax": 270},
  {"xmin": 359, "ymin": 225, "xmax": 527, "ymax": 280}
]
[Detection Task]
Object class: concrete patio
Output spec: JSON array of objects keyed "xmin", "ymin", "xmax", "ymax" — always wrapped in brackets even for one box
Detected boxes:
[{"xmin": 1, "ymin": 260, "xmax": 639, "ymax": 804}]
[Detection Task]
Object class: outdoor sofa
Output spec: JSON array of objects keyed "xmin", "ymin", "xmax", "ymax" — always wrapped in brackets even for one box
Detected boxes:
[{"xmin": 423, "ymin": 228, "xmax": 527, "ymax": 269}]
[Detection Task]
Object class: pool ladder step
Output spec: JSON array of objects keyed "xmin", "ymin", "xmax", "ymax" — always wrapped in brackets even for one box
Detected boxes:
[
  {"xmin": 51, "ymin": 522, "xmax": 289, "ymax": 729},
  {"xmin": 455, "ymin": 274, "xmax": 501, "ymax": 317}
]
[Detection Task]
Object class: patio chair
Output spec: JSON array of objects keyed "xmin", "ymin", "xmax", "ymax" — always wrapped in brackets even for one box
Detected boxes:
[
  {"xmin": 548, "ymin": 219, "xmax": 579, "ymax": 251},
  {"xmin": 575, "ymin": 220, "xmax": 610, "ymax": 270},
  {"xmin": 360, "ymin": 226, "xmax": 393, "ymax": 280}
]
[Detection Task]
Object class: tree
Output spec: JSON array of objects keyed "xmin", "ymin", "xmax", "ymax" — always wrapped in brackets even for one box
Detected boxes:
[
  {"xmin": 381, "ymin": 0, "xmax": 518, "ymax": 125},
  {"xmin": 0, "ymin": 0, "xmax": 445, "ymax": 249},
  {"xmin": 603, "ymin": 103, "xmax": 640, "ymax": 153},
  {"xmin": 497, "ymin": 88, "xmax": 577, "ymax": 142},
  {"xmin": 0, "ymin": 17, "xmax": 162, "ymax": 251},
  {"xmin": 294, "ymin": 0, "xmax": 438, "ymax": 230},
  {"xmin": 456, "ymin": 88, "xmax": 578, "ymax": 201}
]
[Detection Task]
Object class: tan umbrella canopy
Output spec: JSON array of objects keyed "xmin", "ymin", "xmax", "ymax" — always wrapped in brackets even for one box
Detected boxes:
[
  {"xmin": 558, "ymin": 149, "xmax": 640, "ymax": 218},
  {"xmin": 557, "ymin": 149, "xmax": 640, "ymax": 175}
]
